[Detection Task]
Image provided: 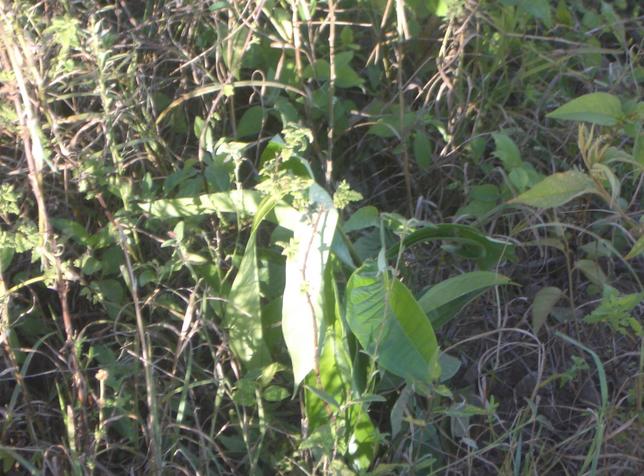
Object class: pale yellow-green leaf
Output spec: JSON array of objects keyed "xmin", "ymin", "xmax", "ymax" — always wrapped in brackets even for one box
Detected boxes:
[
  {"xmin": 546, "ymin": 92, "xmax": 623, "ymax": 126},
  {"xmin": 509, "ymin": 171, "xmax": 599, "ymax": 208},
  {"xmin": 282, "ymin": 185, "xmax": 338, "ymax": 386},
  {"xmin": 575, "ymin": 259, "xmax": 608, "ymax": 288},
  {"xmin": 625, "ymin": 236, "xmax": 644, "ymax": 260},
  {"xmin": 532, "ymin": 287, "xmax": 563, "ymax": 333}
]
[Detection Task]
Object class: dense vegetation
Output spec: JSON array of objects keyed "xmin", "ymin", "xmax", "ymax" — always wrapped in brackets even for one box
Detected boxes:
[{"xmin": 1, "ymin": 0, "xmax": 642, "ymax": 474}]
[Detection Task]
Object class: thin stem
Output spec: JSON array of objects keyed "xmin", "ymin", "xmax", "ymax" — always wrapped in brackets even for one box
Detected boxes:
[{"xmin": 326, "ymin": 0, "xmax": 336, "ymax": 186}]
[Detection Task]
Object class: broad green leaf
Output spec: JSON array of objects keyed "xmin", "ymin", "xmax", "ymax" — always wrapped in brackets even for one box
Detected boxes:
[
  {"xmin": 237, "ymin": 106, "xmax": 264, "ymax": 138},
  {"xmin": 418, "ymin": 272, "xmax": 512, "ymax": 329},
  {"xmin": 328, "ymin": 52, "xmax": 364, "ymax": 89},
  {"xmin": 367, "ymin": 112, "xmax": 416, "ymax": 139},
  {"xmin": 509, "ymin": 171, "xmax": 599, "ymax": 208},
  {"xmin": 470, "ymin": 184, "xmax": 500, "ymax": 202},
  {"xmin": 546, "ymin": 92, "xmax": 623, "ymax": 126},
  {"xmin": 509, "ymin": 167, "xmax": 530, "ymax": 191},
  {"xmin": 492, "ymin": 132, "xmax": 522, "ymax": 171},
  {"xmin": 52, "ymin": 218, "xmax": 91, "ymax": 245},
  {"xmin": 439, "ymin": 353, "xmax": 461, "ymax": 383},
  {"xmin": 575, "ymin": 259, "xmax": 608, "ymax": 288},
  {"xmin": 519, "ymin": 0, "xmax": 552, "ymax": 26},
  {"xmin": 428, "ymin": 0, "xmax": 449, "ymax": 17},
  {"xmin": 0, "ymin": 245, "xmax": 14, "ymax": 273},
  {"xmin": 282, "ymin": 184, "xmax": 338, "ymax": 386},
  {"xmin": 263, "ymin": 385, "xmax": 289, "ymax": 401},
  {"xmin": 531, "ymin": 286, "xmax": 563, "ymax": 333},
  {"xmin": 555, "ymin": 0, "xmax": 573, "ymax": 26},
  {"xmin": 336, "ymin": 64, "xmax": 364, "ymax": 89},
  {"xmin": 345, "ymin": 261, "xmax": 440, "ymax": 385},
  {"xmin": 455, "ymin": 199, "xmax": 496, "ymax": 218},
  {"xmin": 456, "ymin": 184, "xmax": 501, "ymax": 217},
  {"xmin": 343, "ymin": 206, "xmax": 379, "ymax": 233},
  {"xmin": 625, "ymin": 236, "xmax": 644, "ymax": 260},
  {"xmin": 225, "ymin": 196, "xmax": 277, "ymax": 367}
]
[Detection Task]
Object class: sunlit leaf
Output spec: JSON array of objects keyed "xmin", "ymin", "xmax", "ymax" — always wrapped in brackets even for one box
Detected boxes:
[
  {"xmin": 546, "ymin": 92, "xmax": 623, "ymax": 126},
  {"xmin": 625, "ymin": 236, "xmax": 644, "ymax": 260},
  {"xmin": 305, "ymin": 264, "xmax": 379, "ymax": 471},
  {"xmin": 388, "ymin": 223, "xmax": 515, "ymax": 269},
  {"xmin": 346, "ymin": 261, "xmax": 440, "ymax": 385},
  {"xmin": 509, "ymin": 171, "xmax": 599, "ymax": 208},
  {"xmin": 282, "ymin": 185, "xmax": 338, "ymax": 386},
  {"xmin": 492, "ymin": 132, "xmax": 523, "ymax": 170},
  {"xmin": 138, "ymin": 190, "xmax": 263, "ymax": 218},
  {"xmin": 343, "ymin": 206, "xmax": 379, "ymax": 233},
  {"xmin": 225, "ymin": 196, "xmax": 277, "ymax": 367},
  {"xmin": 418, "ymin": 271, "xmax": 513, "ymax": 329}
]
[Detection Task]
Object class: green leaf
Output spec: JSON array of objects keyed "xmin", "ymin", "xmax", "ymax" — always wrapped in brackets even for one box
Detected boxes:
[
  {"xmin": 470, "ymin": 184, "xmax": 500, "ymax": 202},
  {"xmin": 546, "ymin": 92, "xmax": 623, "ymax": 126},
  {"xmin": 336, "ymin": 64, "xmax": 364, "ymax": 89},
  {"xmin": 225, "ymin": 195, "xmax": 277, "ymax": 367},
  {"xmin": 492, "ymin": 132, "xmax": 523, "ymax": 171},
  {"xmin": 52, "ymin": 218, "xmax": 91, "ymax": 245},
  {"xmin": 345, "ymin": 261, "xmax": 440, "ymax": 385},
  {"xmin": 138, "ymin": 190, "xmax": 263, "ymax": 218},
  {"xmin": 439, "ymin": 353, "xmax": 461, "ymax": 383},
  {"xmin": 0, "ymin": 245, "xmax": 14, "ymax": 273},
  {"xmin": 263, "ymin": 385, "xmax": 289, "ymax": 401},
  {"xmin": 575, "ymin": 259, "xmax": 608, "ymax": 288},
  {"xmin": 282, "ymin": 185, "xmax": 338, "ymax": 386},
  {"xmin": 509, "ymin": 167, "xmax": 530, "ymax": 191},
  {"xmin": 509, "ymin": 171, "xmax": 599, "ymax": 208},
  {"xmin": 343, "ymin": 206, "xmax": 379, "ymax": 233},
  {"xmin": 584, "ymin": 287, "xmax": 644, "ymax": 336},
  {"xmin": 418, "ymin": 272, "xmax": 512, "ymax": 329},
  {"xmin": 519, "ymin": 0, "xmax": 552, "ymax": 26},
  {"xmin": 413, "ymin": 131, "xmax": 432, "ymax": 170},
  {"xmin": 305, "ymin": 265, "xmax": 379, "ymax": 471},
  {"xmin": 531, "ymin": 286, "xmax": 563, "ymax": 333},
  {"xmin": 387, "ymin": 223, "xmax": 515, "ymax": 269},
  {"xmin": 237, "ymin": 106, "xmax": 265, "ymax": 138},
  {"xmin": 625, "ymin": 236, "xmax": 644, "ymax": 260},
  {"xmin": 367, "ymin": 112, "xmax": 416, "ymax": 138}
]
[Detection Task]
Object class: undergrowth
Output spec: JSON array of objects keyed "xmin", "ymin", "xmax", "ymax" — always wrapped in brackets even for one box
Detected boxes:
[{"xmin": 0, "ymin": 0, "xmax": 642, "ymax": 474}]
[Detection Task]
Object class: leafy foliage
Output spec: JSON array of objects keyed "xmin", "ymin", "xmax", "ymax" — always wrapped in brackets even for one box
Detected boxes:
[{"xmin": 1, "ymin": 0, "xmax": 643, "ymax": 474}]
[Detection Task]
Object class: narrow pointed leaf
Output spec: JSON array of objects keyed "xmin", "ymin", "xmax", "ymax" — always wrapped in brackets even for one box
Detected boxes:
[
  {"xmin": 418, "ymin": 271, "xmax": 512, "ymax": 329},
  {"xmin": 225, "ymin": 196, "xmax": 277, "ymax": 367}
]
